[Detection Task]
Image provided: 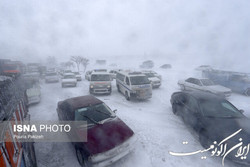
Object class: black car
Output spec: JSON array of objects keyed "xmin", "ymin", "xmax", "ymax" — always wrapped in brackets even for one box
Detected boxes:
[{"xmin": 170, "ymin": 90, "xmax": 250, "ymax": 165}]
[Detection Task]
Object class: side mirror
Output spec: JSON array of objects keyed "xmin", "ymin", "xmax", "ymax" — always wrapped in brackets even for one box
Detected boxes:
[
  {"xmin": 239, "ymin": 109, "xmax": 244, "ymax": 113},
  {"xmin": 113, "ymin": 109, "xmax": 117, "ymax": 113}
]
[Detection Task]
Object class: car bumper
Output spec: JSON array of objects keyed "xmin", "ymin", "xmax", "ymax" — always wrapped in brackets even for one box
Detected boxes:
[
  {"xmin": 152, "ymin": 82, "xmax": 161, "ymax": 88},
  {"xmin": 89, "ymin": 135, "xmax": 137, "ymax": 167},
  {"xmin": 62, "ymin": 82, "xmax": 77, "ymax": 86},
  {"xmin": 90, "ymin": 88, "xmax": 111, "ymax": 94},
  {"xmin": 28, "ymin": 96, "xmax": 41, "ymax": 105}
]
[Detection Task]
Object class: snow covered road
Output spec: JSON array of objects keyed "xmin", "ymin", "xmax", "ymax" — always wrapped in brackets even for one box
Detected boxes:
[{"xmin": 28, "ymin": 69, "xmax": 250, "ymax": 167}]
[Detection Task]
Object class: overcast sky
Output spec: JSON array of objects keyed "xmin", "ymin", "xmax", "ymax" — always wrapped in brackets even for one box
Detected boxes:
[{"xmin": 0, "ymin": 0, "xmax": 250, "ymax": 71}]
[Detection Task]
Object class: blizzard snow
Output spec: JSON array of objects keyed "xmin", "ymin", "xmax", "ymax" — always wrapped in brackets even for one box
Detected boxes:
[{"xmin": 28, "ymin": 66, "xmax": 250, "ymax": 167}]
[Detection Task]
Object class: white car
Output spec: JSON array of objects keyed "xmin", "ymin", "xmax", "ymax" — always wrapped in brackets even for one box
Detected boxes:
[
  {"xmin": 25, "ymin": 81, "xmax": 41, "ymax": 105},
  {"xmin": 74, "ymin": 72, "xmax": 82, "ymax": 81},
  {"xmin": 61, "ymin": 73, "xmax": 77, "ymax": 87},
  {"xmin": 45, "ymin": 72, "xmax": 59, "ymax": 83},
  {"xmin": 178, "ymin": 77, "xmax": 232, "ymax": 97},
  {"xmin": 142, "ymin": 71, "xmax": 161, "ymax": 88}
]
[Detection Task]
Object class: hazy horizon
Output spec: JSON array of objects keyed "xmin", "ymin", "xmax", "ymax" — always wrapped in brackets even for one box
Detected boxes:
[{"xmin": 0, "ymin": 0, "xmax": 250, "ymax": 72}]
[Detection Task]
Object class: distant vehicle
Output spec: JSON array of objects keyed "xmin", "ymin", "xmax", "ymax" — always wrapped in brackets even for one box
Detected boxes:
[
  {"xmin": 140, "ymin": 60, "xmax": 154, "ymax": 69},
  {"xmin": 25, "ymin": 80, "xmax": 41, "ymax": 105},
  {"xmin": 61, "ymin": 73, "xmax": 77, "ymax": 87},
  {"xmin": 195, "ymin": 65, "xmax": 212, "ymax": 71},
  {"xmin": 116, "ymin": 71, "xmax": 152, "ymax": 100},
  {"xmin": 178, "ymin": 77, "xmax": 232, "ymax": 97},
  {"xmin": 22, "ymin": 72, "xmax": 40, "ymax": 82},
  {"xmin": 0, "ymin": 60, "xmax": 25, "ymax": 77},
  {"xmin": 96, "ymin": 60, "xmax": 106, "ymax": 65},
  {"xmin": 203, "ymin": 70, "xmax": 250, "ymax": 96},
  {"xmin": 27, "ymin": 63, "xmax": 40, "ymax": 73},
  {"xmin": 56, "ymin": 95, "xmax": 136, "ymax": 167},
  {"xmin": 89, "ymin": 72, "xmax": 112, "ymax": 95},
  {"xmin": 85, "ymin": 71, "xmax": 92, "ymax": 81},
  {"xmin": 45, "ymin": 72, "xmax": 59, "ymax": 83},
  {"xmin": 170, "ymin": 91, "xmax": 250, "ymax": 165},
  {"xmin": 93, "ymin": 69, "xmax": 108, "ymax": 72},
  {"xmin": 142, "ymin": 71, "xmax": 161, "ymax": 88},
  {"xmin": 160, "ymin": 64, "xmax": 172, "ymax": 69},
  {"xmin": 109, "ymin": 69, "xmax": 122, "ymax": 79},
  {"xmin": 74, "ymin": 72, "xmax": 82, "ymax": 81}
]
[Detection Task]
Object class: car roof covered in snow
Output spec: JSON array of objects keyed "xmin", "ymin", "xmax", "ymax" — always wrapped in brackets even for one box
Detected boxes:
[{"xmin": 62, "ymin": 95, "xmax": 103, "ymax": 111}]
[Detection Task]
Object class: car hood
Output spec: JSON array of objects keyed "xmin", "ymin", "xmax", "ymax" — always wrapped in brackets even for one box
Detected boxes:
[
  {"xmin": 206, "ymin": 85, "xmax": 231, "ymax": 93},
  {"xmin": 83, "ymin": 117, "xmax": 134, "ymax": 155},
  {"xmin": 202, "ymin": 117, "xmax": 250, "ymax": 142}
]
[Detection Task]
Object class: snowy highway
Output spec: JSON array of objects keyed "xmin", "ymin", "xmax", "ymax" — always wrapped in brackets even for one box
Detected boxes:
[{"xmin": 28, "ymin": 68, "xmax": 250, "ymax": 167}]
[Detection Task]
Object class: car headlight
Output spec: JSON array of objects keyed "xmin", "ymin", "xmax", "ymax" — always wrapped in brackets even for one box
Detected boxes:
[
  {"xmin": 90, "ymin": 85, "xmax": 94, "ymax": 88},
  {"xmin": 107, "ymin": 85, "xmax": 111, "ymax": 88}
]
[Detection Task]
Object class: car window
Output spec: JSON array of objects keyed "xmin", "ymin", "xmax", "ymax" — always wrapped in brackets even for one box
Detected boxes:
[
  {"xmin": 200, "ymin": 99, "xmax": 243, "ymax": 118},
  {"xmin": 125, "ymin": 77, "xmax": 130, "ymax": 85},
  {"xmin": 74, "ymin": 103, "xmax": 114, "ymax": 124},
  {"xmin": 193, "ymin": 79, "xmax": 202, "ymax": 86}
]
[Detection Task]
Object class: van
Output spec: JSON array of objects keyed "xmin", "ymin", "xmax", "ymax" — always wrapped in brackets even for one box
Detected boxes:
[
  {"xmin": 116, "ymin": 71, "xmax": 152, "ymax": 100},
  {"xmin": 89, "ymin": 72, "xmax": 112, "ymax": 94}
]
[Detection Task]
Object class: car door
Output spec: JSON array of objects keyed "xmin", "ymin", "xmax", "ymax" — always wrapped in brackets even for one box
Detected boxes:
[{"xmin": 182, "ymin": 95, "xmax": 200, "ymax": 129}]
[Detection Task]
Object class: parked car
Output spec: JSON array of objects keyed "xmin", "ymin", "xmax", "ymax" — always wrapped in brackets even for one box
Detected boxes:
[
  {"xmin": 74, "ymin": 72, "xmax": 82, "ymax": 81},
  {"xmin": 203, "ymin": 70, "xmax": 250, "ymax": 96},
  {"xmin": 61, "ymin": 73, "xmax": 77, "ymax": 87},
  {"xmin": 116, "ymin": 71, "xmax": 152, "ymax": 100},
  {"xmin": 160, "ymin": 64, "xmax": 172, "ymax": 69},
  {"xmin": 195, "ymin": 65, "xmax": 213, "ymax": 71},
  {"xmin": 45, "ymin": 72, "xmax": 59, "ymax": 83},
  {"xmin": 89, "ymin": 72, "xmax": 112, "ymax": 95},
  {"xmin": 25, "ymin": 80, "xmax": 41, "ymax": 105},
  {"xmin": 178, "ymin": 77, "xmax": 232, "ymax": 97},
  {"xmin": 109, "ymin": 69, "xmax": 122, "ymax": 80},
  {"xmin": 170, "ymin": 90, "xmax": 250, "ymax": 165},
  {"xmin": 85, "ymin": 71, "xmax": 92, "ymax": 81},
  {"xmin": 56, "ymin": 95, "xmax": 136, "ymax": 167},
  {"xmin": 139, "ymin": 60, "xmax": 154, "ymax": 69},
  {"xmin": 142, "ymin": 71, "xmax": 161, "ymax": 88}
]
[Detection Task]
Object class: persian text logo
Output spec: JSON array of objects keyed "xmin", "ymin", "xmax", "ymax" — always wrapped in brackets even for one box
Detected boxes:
[{"xmin": 169, "ymin": 129, "xmax": 250, "ymax": 166}]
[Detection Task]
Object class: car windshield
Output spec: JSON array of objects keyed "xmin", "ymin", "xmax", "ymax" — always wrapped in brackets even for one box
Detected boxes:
[
  {"xmin": 200, "ymin": 79, "xmax": 214, "ymax": 86},
  {"xmin": 64, "ymin": 75, "xmax": 75, "ymax": 79},
  {"xmin": 74, "ymin": 103, "xmax": 115, "ymax": 124},
  {"xmin": 46, "ymin": 73, "xmax": 57, "ymax": 76},
  {"xmin": 200, "ymin": 99, "xmax": 244, "ymax": 118},
  {"xmin": 130, "ymin": 76, "xmax": 150, "ymax": 85},
  {"xmin": 91, "ymin": 74, "xmax": 110, "ymax": 81},
  {"xmin": 74, "ymin": 72, "xmax": 80, "ymax": 75},
  {"xmin": 144, "ymin": 73, "xmax": 155, "ymax": 77}
]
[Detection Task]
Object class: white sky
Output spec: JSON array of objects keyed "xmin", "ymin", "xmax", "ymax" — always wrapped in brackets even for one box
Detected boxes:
[{"xmin": 0, "ymin": 0, "xmax": 250, "ymax": 72}]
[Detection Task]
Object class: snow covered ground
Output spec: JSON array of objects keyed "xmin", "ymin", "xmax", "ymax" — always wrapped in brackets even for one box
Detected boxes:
[{"xmin": 28, "ymin": 67, "xmax": 250, "ymax": 167}]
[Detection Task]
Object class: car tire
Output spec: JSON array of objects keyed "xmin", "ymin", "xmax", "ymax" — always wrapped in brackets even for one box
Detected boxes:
[
  {"xmin": 117, "ymin": 85, "xmax": 121, "ymax": 93},
  {"xmin": 75, "ymin": 147, "xmax": 88, "ymax": 167},
  {"xmin": 125, "ymin": 91, "xmax": 130, "ymax": 101},
  {"xmin": 245, "ymin": 88, "xmax": 250, "ymax": 96}
]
